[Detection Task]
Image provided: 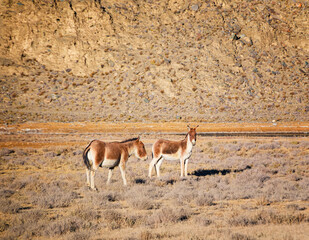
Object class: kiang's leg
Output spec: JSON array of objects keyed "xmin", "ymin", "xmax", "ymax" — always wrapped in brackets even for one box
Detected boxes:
[
  {"xmin": 90, "ymin": 158, "xmax": 100, "ymax": 190},
  {"xmin": 90, "ymin": 169, "xmax": 97, "ymax": 190},
  {"xmin": 119, "ymin": 153, "xmax": 128, "ymax": 186},
  {"xmin": 119, "ymin": 163, "xmax": 127, "ymax": 186},
  {"xmin": 155, "ymin": 157, "xmax": 164, "ymax": 177},
  {"xmin": 149, "ymin": 155, "xmax": 160, "ymax": 178},
  {"xmin": 107, "ymin": 168, "xmax": 113, "ymax": 184},
  {"xmin": 184, "ymin": 158, "xmax": 189, "ymax": 177},
  {"xmin": 180, "ymin": 157, "xmax": 185, "ymax": 177},
  {"xmin": 86, "ymin": 168, "xmax": 91, "ymax": 187}
]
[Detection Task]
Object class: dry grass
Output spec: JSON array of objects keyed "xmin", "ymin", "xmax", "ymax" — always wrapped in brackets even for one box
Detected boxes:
[{"xmin": 0, "ymin": 134, "xmax": 308, "ymax": 239}]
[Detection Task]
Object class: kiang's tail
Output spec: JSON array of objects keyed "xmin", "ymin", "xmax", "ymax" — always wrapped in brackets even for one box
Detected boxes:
[{"xmin": 83, "ymin": 140, "xmax": 95, "ymax": 170}]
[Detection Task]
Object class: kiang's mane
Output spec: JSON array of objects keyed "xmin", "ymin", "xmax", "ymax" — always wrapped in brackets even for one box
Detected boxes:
[{"xmin": 120, "ymin": 138, "xmax": 138, "ymax": 143}]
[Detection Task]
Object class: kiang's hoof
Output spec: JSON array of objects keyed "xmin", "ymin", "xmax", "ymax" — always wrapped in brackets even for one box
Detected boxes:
[{"xmin": 89, "ymin": 186, "xmax": 98, "ymax": 191}]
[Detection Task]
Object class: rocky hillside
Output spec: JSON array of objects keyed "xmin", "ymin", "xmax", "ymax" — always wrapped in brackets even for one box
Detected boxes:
[{"xmin": 0, "ymin": 0, "xmax": 308, "ymax": 123}]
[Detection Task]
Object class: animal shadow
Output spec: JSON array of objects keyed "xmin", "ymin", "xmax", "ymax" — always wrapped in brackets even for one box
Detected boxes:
[
  {"xmin": 191, "ymin": 165, "xmax": 251, "ymax": 177},
  {"xmin": 135, "ymin": 178, "xmax": 147, "ymax": 184}
]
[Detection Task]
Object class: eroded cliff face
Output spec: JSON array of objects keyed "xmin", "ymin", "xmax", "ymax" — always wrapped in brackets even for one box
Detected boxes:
[{"xmin": 0, "ymin": 0, "xmax": 308, "ymax": 123}]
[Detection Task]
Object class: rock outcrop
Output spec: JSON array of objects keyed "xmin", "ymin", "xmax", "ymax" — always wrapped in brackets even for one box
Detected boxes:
[{"xmin": 0, "ymin": 0, "xmax": 308, "ymax": 123}]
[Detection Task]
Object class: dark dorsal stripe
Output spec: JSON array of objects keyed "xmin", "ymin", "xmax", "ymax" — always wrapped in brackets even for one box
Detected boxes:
[{"xmin": 120, "ymin": 137, "xmax": 138, "ymax": 143}]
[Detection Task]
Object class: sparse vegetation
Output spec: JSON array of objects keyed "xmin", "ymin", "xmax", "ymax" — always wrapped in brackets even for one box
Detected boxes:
[{"xmin": 0, "ymin": 132, "xmax": 308, "ymax": 239}]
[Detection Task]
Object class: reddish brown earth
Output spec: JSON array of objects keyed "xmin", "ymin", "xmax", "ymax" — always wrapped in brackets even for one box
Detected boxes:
[{"xmin": 1, "ymin": 121, "xmax": 308, "ymax": 148}]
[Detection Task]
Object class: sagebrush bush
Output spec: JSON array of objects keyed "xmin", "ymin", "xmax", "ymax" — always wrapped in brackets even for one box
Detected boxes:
[
  {"xmin": 42, "ymin": 217, "xmax": 84, "ymax": 237},
  {"xmin": 72, "ymin": 205, "xmax": 101, "ymax": 222},
  {"xmin": 63, "ymin": 231, "xmax": 92, "ymax": 240},
  {"xmin": 103, "ymin": 209, "xmax": 139, "ymax": 230},
  {"xmin": 0, "ymin": 189, "xmax": 15, "ymax": 199},
  {"xmin": 231, "ymin": 232, "xmax": 257, "ymax": 240},
  {"xmin": 258, "ymin": 142, "xmax": 281, "ymax": 150},
  {"xmin": 128, "ymin": 197, "xmax": 155, "ymax": 210},
  {"xmin": 29, "ymin": 182, "xmax": 79, "ymax": 209},
  {"xmin": 195, "ymin": 193, "xmax": 215, "ymax": 206},
  {"xmin": 229, "ymin": 210, "xmax": 309, "ymax": 227},
  {"xmin": 4, "ymin": 209, "xmax": 46, "ymax": 239},
  {"xmin": 0, "ymin": 219, "xmax": 9, "ymax": 233},
  {"xmin": 0, "ymin": 199, "xmax": 21, "ymax": 214},
  {"xmin": 125, "ymin": 185, "xmax": 161, "ymax": 209},
  {"xmin": 193, "ymin": 215, "xmax": 213, "ymax": 226},
  {"xmin": 146, "ymin": 207, "xmax": 191, "ymax": 227}
]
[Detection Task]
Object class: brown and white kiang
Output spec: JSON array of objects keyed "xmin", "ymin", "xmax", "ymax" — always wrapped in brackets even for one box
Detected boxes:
[
  {"xmin": 149, "ymin": 125, "xmax": 198, "ymax": 178},
  {"xmin": 83, "ymin": 137, "xmax": 148, "ymax": 190}
]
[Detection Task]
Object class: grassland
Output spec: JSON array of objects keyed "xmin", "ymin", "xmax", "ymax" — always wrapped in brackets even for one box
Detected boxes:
[{"xmin": 0, "ymin": 124, "xmax": 308, "ymax": 239}]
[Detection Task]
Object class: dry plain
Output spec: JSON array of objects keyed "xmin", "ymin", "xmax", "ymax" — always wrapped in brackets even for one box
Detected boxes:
[
  {"xmin": 0, "ymin": 122, "xmax": 308, "ymax": 240},
  {"xmin": 0, "ymin": 1, "xmax": 308, "ymax": 239}
]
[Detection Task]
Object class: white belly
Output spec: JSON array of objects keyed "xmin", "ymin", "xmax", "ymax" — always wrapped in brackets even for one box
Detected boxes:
[
  {"xmin": 162, "ymin": 149, "xmax": 192, "ymax": 161},
  {"xmin": 162, "ymin": 149, "xmax": 181, "ymax": 161},
  {"xmin": 101, "ymin": 159, "xmax": 119, "ymax": 168}
]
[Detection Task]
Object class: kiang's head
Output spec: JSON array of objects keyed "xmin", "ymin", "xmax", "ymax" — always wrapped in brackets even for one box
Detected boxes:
[
  {"xmin": 187, "ymin": 125, "xmax": 199, "ymax": 146},
  {"xmin": 134, "ymin": 137, "xmax": 148, "ymax": 161}
]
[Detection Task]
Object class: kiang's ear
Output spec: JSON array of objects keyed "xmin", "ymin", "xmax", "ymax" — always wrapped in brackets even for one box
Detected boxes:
[
  {"xmin": 195, "ymin": 125, "xmax": 199, "ymax": 129},
  {"xmin": 137, "ymin": 136, "xmax": 140, "ymax": 141},
  {"xmin": 187, "ymin": 124, "xmax": 190, "ymax": 130}
]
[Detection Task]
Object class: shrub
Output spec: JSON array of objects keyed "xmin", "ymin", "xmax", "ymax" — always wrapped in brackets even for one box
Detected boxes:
[
  {"xmin": 254, "ymin": 210, "xmax": 309, "ymax": 224},
  {"xmin": 64, "ymin": 231, "xmax": 91, "ymax": 240},
  {"xmin": 0, "ymin": 199, "xmax": 21, "ymax": 214},
  {"xmin": 72, "ymin": 205, "xmax": 101, "ymax": 222},
  {"xmin": 195, "ymin": 193, "xmax": 215, "ymax": 206},
  {"xmin": 0, "ymin": 219, "xmax": 9, "ymax": 232},
  {"xmin": 229, "ymin": 210, "xmax": 309, "ymax": 227},
  {"xmin": 231, "ymin": 233, "xmax": 257, "ymax": 240},
  {"xmin": 29, "ymin": 183, "xmax": 79, "ymax": 209},
  {"xmin": 0, "ymin": 148, "xmax": 15, "ymax": 157},
  {"xmin": 193, "ymin": 215, "xmax": 213, "ymax": 226},
  {"xmin": 128, "ymin": 197, "xmax": 155, "ymax": 210},
  {"xmin": 4, "ymin": 209, "xmax": 46, "ymax": 239},
  {"xmin": 125, "ymin": 185, "xmax": 161, "ymax": 209},
  {"xmin": 258, "ymin": 142, "xmax": 281, "ymax": 150},
  {"xmin": 0, "ymin": 188, "xmax": 15, "ymax": 198},
  {"xmin": 286, "ymin": 204, "xmax": 306, "ymax": 211},
  {"xmin": 103, "ymin": 209, "xmax": 139, "ymax": 230},
  {"xmin": 228, "ymin": 215, "xmax": 258, "ymax": 226},
  {"xmin": 43, "ymin": 217, "xmax": 84, "ymax": 237},
  {"xmin": 146, "ymin": 207, "xmax": 191, "ymax": 227}
]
